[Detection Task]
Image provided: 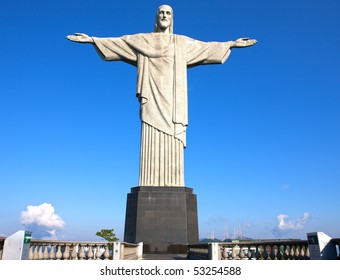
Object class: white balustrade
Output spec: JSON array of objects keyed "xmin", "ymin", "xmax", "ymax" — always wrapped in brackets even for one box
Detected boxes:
[
  {"xmin": 26, "ymin": 240, "xmax": 141, "ymax": 260},
  {"xmin": 188, "ymin": 240, "xmax": 311, "ymax": 260}
]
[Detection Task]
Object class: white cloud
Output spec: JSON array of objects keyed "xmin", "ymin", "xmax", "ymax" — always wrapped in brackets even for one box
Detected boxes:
[
  {"xmin": 46, "ymin": 229, "xmax": 57, "ymax": 239},
  {"xmin": 20, "ymin": 203, "xmax": 65, "ymax": 229},
  {"xmin": 273, "ymin": 212, "xmax": 311, "ymax": 237}
]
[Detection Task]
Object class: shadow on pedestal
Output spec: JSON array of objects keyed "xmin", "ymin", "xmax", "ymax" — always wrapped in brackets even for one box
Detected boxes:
[{"xmin": 124, "ymin": 186, "xmax": 198, "ymax": 253}]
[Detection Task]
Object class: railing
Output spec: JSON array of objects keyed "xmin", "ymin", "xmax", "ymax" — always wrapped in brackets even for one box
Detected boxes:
[
  {"xmin": 28, "ymin": 240, "xmax": 143, "ymax": 260},
  {"xmin": 2, "ymin": 235, "xmax": 339, "ymax": 260},
  {"xmin": 188, "ymin": 240, "xmax": 310, "ymax": 260}
]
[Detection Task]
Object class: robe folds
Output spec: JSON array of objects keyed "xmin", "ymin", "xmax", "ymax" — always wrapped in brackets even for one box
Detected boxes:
[{"xmin": 92, "ymin": 33, "xmax": 232, "ymax": 186}]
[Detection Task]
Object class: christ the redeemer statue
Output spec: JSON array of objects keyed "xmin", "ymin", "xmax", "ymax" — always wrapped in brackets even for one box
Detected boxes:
[{"xmin": 67, "ymin": 5, "xmax": 256, "ymax": 187}]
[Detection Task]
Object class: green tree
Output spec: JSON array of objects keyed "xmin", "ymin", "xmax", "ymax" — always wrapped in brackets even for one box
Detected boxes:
[{"xmin": 96, "ymin": 228, "xmax": 119, "ymax": 242}]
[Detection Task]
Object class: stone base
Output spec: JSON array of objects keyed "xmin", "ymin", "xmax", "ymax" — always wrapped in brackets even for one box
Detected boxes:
[{"xmin": 124, "ymin": 186, "xmax": 198, "ymax": 253}]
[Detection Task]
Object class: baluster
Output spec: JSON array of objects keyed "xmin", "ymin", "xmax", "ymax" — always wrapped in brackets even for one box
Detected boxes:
[
  {"xmin": 56, "ymin": 245, "xmax": 63, "ymax": 260},
  {"xmin": 42, "ymin": 244, "xmax": 49, "ymax": 260},
  {"xmin": 270, "ymin": 245, "xmax": 278, "ymax": 260},
  {"xmin": 92, "ymin": 245, "xmax": 97, "ymax": 260},
  {"xmin": 263, "ymin": 245, "xmax": 271, "ymax": 260},
  {"xmin": 258, "ymin": 245, "xmax": 264, "ymax": 260},
  {"xmin": 247, "ymin": 246, "xmax": 253, "ymax": 259},
  {"xmin": 71, "ymin": 244, "xmax": 78, "ymax": 260},
  {"xmin": 277, "ymin": 245, "xmax": 284, "ymax": 260},
  {"xmin": 231, "ymin": 245, "xmax": 239, "ymax": 260},
  {"xmin": 63, "ymin": 244, "xmax": 70, "ymax": 260},
  {"xmin": 239, "ymin": 247, "xmax": 245, "ymax": 259},
  {"xmin": 29, "ymin": 245, "xmax": 34, "ymax": 260},
  {"xmin": 49, "ymin": 244, "xmax": 56, "ymax": 260},
  {"xmin": 283, "ymin": 245, "xmax": 289, "ymax": 260},
  {"xmin": 33, "ymin": 245, "xmax": 39, "ymax": 260},
  {"xmin": 38, "ymin": 245, "xmax": 44, "ymax": 260},
  {"xmin": 302, "ymin": 245, "xmax": 308, "ymax": 259},
  {"xmin": 103, "ymin": 245, "xmax": 110, "ymax": 260},
  {"xmin": 299, "ymin": 245, "xmax": 306, "ymax": 260},
  {"xmin": 269, "ymin": 245, "xmax": 278, "ymax": 260},
  {"xmin": 305, "ymin": 246, "xmax": 310, "ymax": 259},
  {"xmin": 95, "ymin": 245, "xmax": 102, "ymax": 260},
  {"xmin": 222, "ymin": 247, "xmax": 229, "ymax": 260},
  {"xmin": 295, "ymin": 245, "xmax": 300, "ymax": 260},
  {"xmin": 78, "ymin": 245, "xmax": 86, "ymax": 260},
  {"xmin": 289, "ymin": 245, "xmax": 295, "ymax": 260},
  {"xmin": 87, "ymin": 245, "xmax": 94, "ymax": 260}
]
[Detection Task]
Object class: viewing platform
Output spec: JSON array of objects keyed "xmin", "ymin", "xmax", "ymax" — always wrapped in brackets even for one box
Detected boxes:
[{"xmin": 1, "ymin": 231, "xmax": 339, "ymax": 260}]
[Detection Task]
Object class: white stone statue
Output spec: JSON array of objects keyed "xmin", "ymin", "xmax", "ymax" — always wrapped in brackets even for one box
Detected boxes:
[{"xmin": 67, "ymin": 5, "xmax": 256, "ymax": 187}]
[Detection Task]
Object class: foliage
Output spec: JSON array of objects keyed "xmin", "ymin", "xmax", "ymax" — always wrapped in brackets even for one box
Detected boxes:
[{"xmin": 96, "ymin": 228, "xmax": 119, "ymax": 242}]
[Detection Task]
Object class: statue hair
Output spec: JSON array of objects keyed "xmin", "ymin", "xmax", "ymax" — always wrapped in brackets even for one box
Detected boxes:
[{"xmin": 154, "ymin": 5, "xmax": 173, "ymax": 33}]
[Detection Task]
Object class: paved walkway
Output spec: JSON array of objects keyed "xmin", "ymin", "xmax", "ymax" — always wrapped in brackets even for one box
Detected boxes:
[{"xmin": 141, "ymin": 254, "xmax": 187, "ymax": 260}]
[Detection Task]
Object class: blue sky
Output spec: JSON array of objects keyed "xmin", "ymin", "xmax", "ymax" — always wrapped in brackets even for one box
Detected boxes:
[{"xmin": 1, "ymin": 0, "xmax": 339, "ymax": 241}]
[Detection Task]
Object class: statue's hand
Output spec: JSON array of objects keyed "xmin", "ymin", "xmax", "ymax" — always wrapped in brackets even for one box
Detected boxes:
[
  {"xmin": 233, "ymin": 38, "xmax": 257, "ymax": 48},
  {"xmin": 66, "ymin": 33, "xmax": 93, "ymax": 43}
]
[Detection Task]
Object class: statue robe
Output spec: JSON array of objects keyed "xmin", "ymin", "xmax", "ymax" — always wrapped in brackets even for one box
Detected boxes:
[{"xmin": 92, "ymin": 33, "xmax": 232, "ymax": 186}]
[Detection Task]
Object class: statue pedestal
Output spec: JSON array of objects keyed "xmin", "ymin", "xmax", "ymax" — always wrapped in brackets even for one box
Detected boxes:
[{"xmin": 124, "ymin": 186, "xmax": 198, "ymax": 253}]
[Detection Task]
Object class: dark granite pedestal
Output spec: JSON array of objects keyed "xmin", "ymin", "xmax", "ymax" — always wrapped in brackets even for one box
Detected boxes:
[{"xmin": 124, "ymin": 186, "xmax": 198, "ymax": 253}]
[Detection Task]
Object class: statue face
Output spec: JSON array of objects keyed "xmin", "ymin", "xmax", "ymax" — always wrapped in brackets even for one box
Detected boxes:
[{"xmin": 156, "ymin": 5, "xmax": 172, "ymax": 32}]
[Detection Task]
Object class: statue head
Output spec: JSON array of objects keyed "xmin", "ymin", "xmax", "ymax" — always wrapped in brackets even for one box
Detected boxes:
[{"xmin": 154, "ymin": 5, "xmax": 173, "ymax": 34}]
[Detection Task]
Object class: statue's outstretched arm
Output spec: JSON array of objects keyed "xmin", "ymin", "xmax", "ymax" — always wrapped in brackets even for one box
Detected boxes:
[
  {"xmin": 66, "ymin": 33, "xmax": 94, "ymax": 44},
  {"xmin": 230, "ymin": 37, "xmax": 257, "ymax": 48}
]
